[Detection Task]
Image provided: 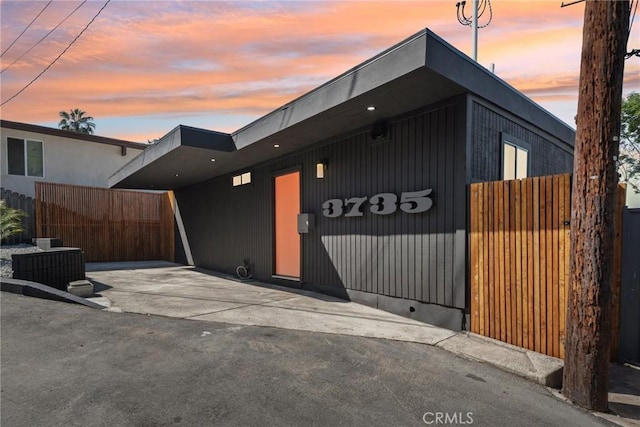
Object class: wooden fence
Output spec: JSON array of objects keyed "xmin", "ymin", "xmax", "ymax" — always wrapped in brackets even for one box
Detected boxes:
[
  {"xmin": 1, "ymin": 187, "xmax": 35, "ymax": 244},
  {"xmin": 469, "ymin": 174, "xmax": 624, "ymax": 359},
  {"xmin": 35, "ymin": 182, "xmax": 174, "ymax": 262}
]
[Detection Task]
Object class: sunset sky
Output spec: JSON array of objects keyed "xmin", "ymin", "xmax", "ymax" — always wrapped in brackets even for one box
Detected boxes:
[{"xmin": 1, "ymin": 0, "xmax": 638, "ymax": 143}]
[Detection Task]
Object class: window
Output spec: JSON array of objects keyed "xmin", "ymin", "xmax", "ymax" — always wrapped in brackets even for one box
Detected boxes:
[
  {"xmin": 502, "ymin": 139, "xmax": 528, "ymax": 180},
  {"xmin": 232, "ymin": 171, "xmax": 251, "ymax": 186},
  {"xmin": 7, "ymin": 137, "xmax": 44, "ymax": 177}
]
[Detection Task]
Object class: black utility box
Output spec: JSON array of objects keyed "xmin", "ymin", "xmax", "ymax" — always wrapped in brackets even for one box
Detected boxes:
[{"xmin": 12, "ymin": 248, "xmax": 85, "ymax": 291}]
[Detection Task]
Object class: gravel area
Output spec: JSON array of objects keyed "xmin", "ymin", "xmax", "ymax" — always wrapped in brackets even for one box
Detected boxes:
[{"xmin": 0, "ymin": 244, "xmax": 43, "ymax": 278}]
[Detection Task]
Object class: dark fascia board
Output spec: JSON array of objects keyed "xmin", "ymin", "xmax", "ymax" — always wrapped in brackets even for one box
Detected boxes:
[
  {"xmin": 231, "ymin": 29, "xmax": 428, "ymax": 150},
  {"xmin": 231, "ymin": 28, "xmax": 574, "ymax": 151},
  {"xmin": 110, "ymin": 30, "xmax": 429, "ymax": 189},
  {"xmin": 108, "ymin": 125, "xmax": 234, "ymax": 188},
  {"xmin": 178, "ymin": 124, "xmax": 235, "ymax": 151},
  {"xmin": 110, "ymin": 27, "xmax": 575, "ymax": 189},
  {"xmin": 423, "ymin": 30, "xmax": 575, "ymax": 145},
  {"xmin": 0, "ymin": 119, "xmax": 148, "ymax": 150}
]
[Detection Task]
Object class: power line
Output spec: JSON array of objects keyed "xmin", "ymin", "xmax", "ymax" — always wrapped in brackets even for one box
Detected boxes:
[
  {"xmin": 456, "ymin": 0, "xmax": 493, "ymax": 29},
  {"xmin": 1, "ymin": 1, "xmax": 87, "ymax": 74},
  {"xmin": 1, "ymin": 0, "xmax": 111, "ymax": 107},
  {"xmin": 560, "ymin": 0, "xmax": 585, "ymax": 8},
  {"xmin": 627, "ymin": 0, "xmax": 639, "ymax": 59},
  {"xmin": 1, "ymin": 0, "xmax": 53, "ymax": 57},
  {"xmin": 561, "ymin": 0, "xmax": 638, "ymax": 60},
  {"xmin": 455, "ymin": 0, "xmax": 493, "ymax": 61}
]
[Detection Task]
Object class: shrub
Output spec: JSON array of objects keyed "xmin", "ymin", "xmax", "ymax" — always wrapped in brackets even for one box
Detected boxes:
[{"xmin": 0, "ymin": 200, "xmax": 27, "ymax": 241}]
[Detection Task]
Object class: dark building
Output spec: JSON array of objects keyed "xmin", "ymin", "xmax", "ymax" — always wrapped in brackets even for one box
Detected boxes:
[{"xmin": 110, "ymin": 29, "xmax": 574, "ymax": 331}]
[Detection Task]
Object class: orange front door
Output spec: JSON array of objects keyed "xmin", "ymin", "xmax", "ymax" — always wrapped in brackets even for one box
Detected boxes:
[{"xmin": 274, "ymin": 171, "xmax": 301, "ymax": 278}]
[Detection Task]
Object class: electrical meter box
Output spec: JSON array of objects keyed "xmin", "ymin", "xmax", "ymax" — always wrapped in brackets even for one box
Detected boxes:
[{"xmin": 297, "ymin": 213, "xmax": 315, "ymax": 234}]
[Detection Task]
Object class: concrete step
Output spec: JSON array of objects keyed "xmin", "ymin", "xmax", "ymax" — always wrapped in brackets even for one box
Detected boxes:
[{"xmin": 68, "ymin": 280, "xmax": 94, "ymax": 298}]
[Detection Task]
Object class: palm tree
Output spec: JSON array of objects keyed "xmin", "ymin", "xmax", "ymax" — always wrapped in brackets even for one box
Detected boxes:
[{"xmin": 58, "ymin": 109, "xmax": 96, "ymax": 134}]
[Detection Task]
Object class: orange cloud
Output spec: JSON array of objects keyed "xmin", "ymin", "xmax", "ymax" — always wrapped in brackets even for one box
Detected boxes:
[{"xmin": 2, "ymin": 0, "xmax": 636, "ymax": 142}]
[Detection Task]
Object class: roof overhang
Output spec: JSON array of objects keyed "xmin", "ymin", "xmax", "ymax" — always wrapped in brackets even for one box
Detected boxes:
[
  {"xmin": 1, "ymin": 119, "xmax": 147, "ymax": 149},
  {"xmin": 110, "ymin": 28, "xmax": 575, "ymax": 190},
  {"xmin": 108, "ymin": 125, "xmax": 235, "ymax": 189}
]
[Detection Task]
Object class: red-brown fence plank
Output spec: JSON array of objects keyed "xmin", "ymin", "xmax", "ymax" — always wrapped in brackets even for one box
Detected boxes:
[
  {"xmin": 470, "ymin": 174, "xmax": 584, "ymax": 359},
  {"xmin": 35, "ymin": 182, "xmax": 174, "ymax": 262},
  {"xmin": 525, "ymin": 178, "xmax": 535, "ymax": 351},
  {"xmin": 470, "ymin": 184, "xmax": 480, "ymax": 334},
  {"xmin": 558, "ymin": 174, "xmax": 568, "ymax": 358},
  {"xmin": 478, "ymin": 184, "xmax": 486, "ymax": 337},
  {"xmin": 532, "ymin": 177, "xmax": 541, "ymax": 353},
  {"xmin": 483, "ymin": 183, "xmax": 492, "ymax": 337},
  {"xmin": 514, "ymin": 179, "xmax": 523, "ymax": 348},
  {"xmin": 551, "ymin": 175, "xmax": 560, "ymax": 358},
  {"xmin": 489, "ymin": 182, "xmax": 498, "ymax": 339}
]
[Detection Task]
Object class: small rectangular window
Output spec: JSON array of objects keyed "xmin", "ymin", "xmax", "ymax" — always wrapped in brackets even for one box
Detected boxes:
[
  {"xmin": 516, "ymin": 148, "xmax": 528, "ymax": 180},
  {"xmin": 232, "ymin": 171, "xmax": 252, "ymax": 187},
  {"xmin": 503, "ymin": 140, "xmax": 528, "ymax": 180},
  {"xmin": 6, "ymin": 137, "xmax": 44, "ymax": 177},
  {"xmin": 7, "ymin": 137, "xmax": 25, "ymax": 176},
  {"xmin": 503, "ymin": 143, "xmax": 516, "ymax": 180},
  {"xmin": 26, "ymin": 140, "xmax": 44, "ymax": 177},
  {"xmin": 241, "ymin": 172, "xmax": 251, "ymax": 184}
]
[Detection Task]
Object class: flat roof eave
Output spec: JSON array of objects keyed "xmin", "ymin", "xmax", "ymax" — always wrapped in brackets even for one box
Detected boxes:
[
  {"xmin": 0, "ymin": 119, "xmax": 147, "ymax": 149},
  {"xmin": 231, "ymin": 29, "xmax": 429, "ymax": 150},
  {"xmin": 108, "ymin": 125, "xmax": 234, "ymax": 189},
  {"xmin": 109, "ymin": 28, "xmax": 575, "ymax": 191}
]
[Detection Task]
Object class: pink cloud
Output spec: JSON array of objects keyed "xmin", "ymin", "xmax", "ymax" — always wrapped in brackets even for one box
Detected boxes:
[{"xmin": 1, "ymin": 0, "xmax": 635, "ymax": 142}]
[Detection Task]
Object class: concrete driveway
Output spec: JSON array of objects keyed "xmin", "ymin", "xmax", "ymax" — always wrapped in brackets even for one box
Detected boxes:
[
  {"xmin": 83, "ymin": 261, "xmax": 640, "ymax": 427},
  {"xmin": 85, "ymin": 262, "xmax": 457, "ymax": 346},
  {"xmin": 84, "ymin": 262, "xmax": 573, "ymax": 391},
  {"xmin": 4, "ymin": 262, "xmax": 637, "ymax": 425},
  {"xmin": 1, "ymin": 291, "xmax": 610, "ymax": 427}
]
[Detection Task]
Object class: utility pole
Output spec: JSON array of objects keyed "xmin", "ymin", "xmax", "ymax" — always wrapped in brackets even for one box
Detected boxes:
[
  {"xmin": 456, "ymin": 0, "xmax": 492, "ymax": 62},
  {"xmin": 472, "ymin": 0, "xmax": 478, "ymax": 61},
  {"xmin": 563, "ymin": 0, "xmax": 629, "ymax": 412}
]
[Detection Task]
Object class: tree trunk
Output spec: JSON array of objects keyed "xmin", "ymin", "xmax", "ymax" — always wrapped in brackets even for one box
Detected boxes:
[{"xmin": 563, "ymin": 0, "xmax": 629, "ymax": 411}]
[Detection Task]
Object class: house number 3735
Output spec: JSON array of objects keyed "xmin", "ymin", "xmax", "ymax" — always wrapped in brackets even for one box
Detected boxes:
[{"xmin": 322, "ymin": 189, "xmax": 433, "ymax": 218}]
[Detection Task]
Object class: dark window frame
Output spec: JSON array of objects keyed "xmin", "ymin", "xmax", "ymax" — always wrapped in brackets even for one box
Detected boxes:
[
  {"xmin": 501, "ymin": 133, "xmax": 530, "ymax": 180},
  {"xmin": 6, "ymin": 137, "xmax": 45, "ymax": 178}
]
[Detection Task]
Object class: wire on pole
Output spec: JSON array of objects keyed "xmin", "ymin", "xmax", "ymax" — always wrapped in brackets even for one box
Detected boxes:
[{"xmin": 455, "ymin": 0, "xmax": 493, "ymax": 61}]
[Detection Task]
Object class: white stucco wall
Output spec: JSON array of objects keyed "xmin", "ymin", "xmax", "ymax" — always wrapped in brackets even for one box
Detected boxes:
[{"xmin": 1, "ymin": 126, "xmax": 145, "ymax": 198}]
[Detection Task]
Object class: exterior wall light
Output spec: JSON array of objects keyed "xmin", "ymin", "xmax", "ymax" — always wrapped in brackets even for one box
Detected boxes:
[
  {"xmin": 367, "ymin": 106, "xmax": 376, "ymax": 111},
  {"xmin": 316, "ymin": 160, "xmax": 327, "ymax": 179}
]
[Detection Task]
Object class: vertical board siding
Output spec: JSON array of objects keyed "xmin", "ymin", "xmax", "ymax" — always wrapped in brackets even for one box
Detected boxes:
[
  {"xmin": 470, "ymin": 175, "xmax": 625, "ymax": 359},
  {"xmin": 620, "ymin": 208, "xmax": 640, "ymax": 365},
  {"xmin": 35, "ymin": 182, "xmax": 174, "ymax": 262},
  {"xmin": 471, "ymin": 101, "xmax": 573, "ymax": 182},
  {"xmin": 175, "ymin": 100, "xmax": 468, "ymax": 308}
]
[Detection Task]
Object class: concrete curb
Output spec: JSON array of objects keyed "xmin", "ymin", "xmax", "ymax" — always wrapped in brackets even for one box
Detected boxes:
[
  {"xmin": 1, "ymin": 278, "xmax": 106, "ymax": 310},
  {"xmin": 86, "ymin": 261, "xmax": 180, "ymax": 272},
  {"xmin": 436, "ymin": 331, "xmax": 564, "ymax": 388}
]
